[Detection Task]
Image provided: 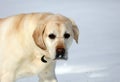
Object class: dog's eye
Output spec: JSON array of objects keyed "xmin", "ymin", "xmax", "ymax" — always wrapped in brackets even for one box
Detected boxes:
[
  {"xmin": 64, "ymin": 33, "xmax": 70, "ymax": 39},
  {"xmin": 48, "ymin": 34, "xmax": 56, "ymax": 39}
]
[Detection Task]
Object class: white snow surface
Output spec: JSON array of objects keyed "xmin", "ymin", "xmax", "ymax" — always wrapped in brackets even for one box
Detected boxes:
[{"xmin": 0, "ymin": 0, "xmax": 120, "ymax": 82}]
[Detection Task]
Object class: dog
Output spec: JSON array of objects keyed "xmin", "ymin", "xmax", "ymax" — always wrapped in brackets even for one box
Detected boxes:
[{"xmin": 0, "ymin": 12, "xmax": 79, "ymax": 82}]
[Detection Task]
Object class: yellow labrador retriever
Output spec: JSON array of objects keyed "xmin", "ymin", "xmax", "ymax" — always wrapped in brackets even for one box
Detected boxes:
[{"xmin": 0, "ymin": 12, "xmax": 79, "ymax": 82}]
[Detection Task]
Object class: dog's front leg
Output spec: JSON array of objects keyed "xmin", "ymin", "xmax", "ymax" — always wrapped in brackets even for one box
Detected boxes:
[
  {"xmin": 38, "ymin": 62, "xmax": 57, "ymax": 82},
  {"xmin": 1, "ymin": 71, "xmax": 15, "ymax": 82}
]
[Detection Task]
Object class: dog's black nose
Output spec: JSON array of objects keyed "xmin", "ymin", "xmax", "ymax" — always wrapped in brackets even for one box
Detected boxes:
[{"xmin": 56, "ymin": 48, "xmax": 65, "ymax": 59}]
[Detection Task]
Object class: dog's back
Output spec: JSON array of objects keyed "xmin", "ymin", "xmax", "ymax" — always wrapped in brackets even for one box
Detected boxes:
[{"xmin": 0, "ymin": 13, "xmax": 53, "ymax": 78}]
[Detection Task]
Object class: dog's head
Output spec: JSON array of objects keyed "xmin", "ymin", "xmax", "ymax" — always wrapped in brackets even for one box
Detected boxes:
[{"xmin": 33, "ymin": 14, "xmax": 79, "ymax": 61}]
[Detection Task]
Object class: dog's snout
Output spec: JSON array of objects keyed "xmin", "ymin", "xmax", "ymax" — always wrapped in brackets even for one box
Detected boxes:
[{"xmin": 56, "ymin": 48, "xmax": 66, "ymax": 59}]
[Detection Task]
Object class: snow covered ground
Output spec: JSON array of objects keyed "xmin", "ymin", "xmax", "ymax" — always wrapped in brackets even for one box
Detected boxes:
[{"xmin": 0, "ymin": 0, "xmax": 120, "ymax": 82}]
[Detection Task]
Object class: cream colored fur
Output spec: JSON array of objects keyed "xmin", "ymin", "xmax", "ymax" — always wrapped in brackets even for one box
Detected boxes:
[{"xmin": 0, "ymin": 12, "xmax": 79, "ymax": 82}]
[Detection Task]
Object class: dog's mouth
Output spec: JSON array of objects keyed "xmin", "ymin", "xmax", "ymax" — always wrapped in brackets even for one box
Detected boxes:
[
  {"xmin": 41, "ymin": 48, "xmax": 68, "ymax": 63},
  {"xmin": 54, "ymin": 54, "xmax": 68, "ymax": 60}
]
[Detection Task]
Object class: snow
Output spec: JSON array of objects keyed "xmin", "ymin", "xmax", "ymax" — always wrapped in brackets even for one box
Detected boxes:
[{"xmin": 0, "ymin": 0, "xmax": 120, "ymax": 82}]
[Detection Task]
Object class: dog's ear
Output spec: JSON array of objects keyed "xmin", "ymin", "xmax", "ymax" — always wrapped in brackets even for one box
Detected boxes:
[
  {"xmin": 70, "ymin": 19, "xmax": 79, "ymax": 43},
  {"xmin": 33, "ymin": 24, "xmax": 46, "ymax": 50}
]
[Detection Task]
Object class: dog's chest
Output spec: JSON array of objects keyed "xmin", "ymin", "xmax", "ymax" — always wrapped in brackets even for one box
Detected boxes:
[{"xmin": 16, "ymin": 57, "xmax": 49, "ymax": 79}]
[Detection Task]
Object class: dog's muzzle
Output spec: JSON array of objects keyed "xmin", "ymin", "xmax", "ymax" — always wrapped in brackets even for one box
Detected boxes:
[
  {"xmin": 41, "ymin": 48, "xmax": 67, "ymax": 63},
  {"xmin": 55, "ymin": 48, "xmax": 67, "ymax": 60}
]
